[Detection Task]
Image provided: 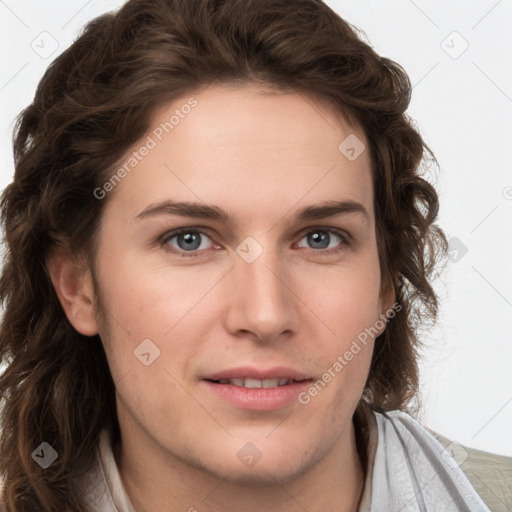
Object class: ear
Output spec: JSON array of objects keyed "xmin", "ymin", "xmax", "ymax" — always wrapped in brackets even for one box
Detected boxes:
[{"xmin": 47, "ymin": 248, "xmax": 99, "ymax": 336}]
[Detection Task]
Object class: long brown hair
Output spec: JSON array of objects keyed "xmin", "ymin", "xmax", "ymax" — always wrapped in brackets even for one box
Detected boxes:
[{"xmin": 0, "ymin": 0, "xmax": 448, "ymax": 509}]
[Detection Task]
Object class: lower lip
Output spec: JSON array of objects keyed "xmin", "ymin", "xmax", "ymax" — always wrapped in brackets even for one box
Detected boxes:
[{"xmin": 202, "ymin": 380, "xmax": 312, "ymax": 410}]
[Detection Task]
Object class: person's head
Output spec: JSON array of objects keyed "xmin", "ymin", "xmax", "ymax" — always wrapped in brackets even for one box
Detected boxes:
[{"xmin": 0, "ymin": 0, "xmax": 447, "ymax": 509}]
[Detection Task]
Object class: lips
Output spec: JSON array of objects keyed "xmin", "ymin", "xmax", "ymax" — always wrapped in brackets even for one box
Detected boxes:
[
  {"xmin": 201, "ymin": 366, "xmax": 315, "ymax": 410},
  {"xmin": 203, "ymin": 366, "xmax": 313, "ymax": 388},
  {"xmin": 216, "ymin": 377, "xmax": 293, "ymax": 388}
]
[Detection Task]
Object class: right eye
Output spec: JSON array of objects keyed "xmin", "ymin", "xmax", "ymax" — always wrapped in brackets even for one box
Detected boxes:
[{"xmin": 161, "ymin": 228, "xmax": 217, "ymax": 257}]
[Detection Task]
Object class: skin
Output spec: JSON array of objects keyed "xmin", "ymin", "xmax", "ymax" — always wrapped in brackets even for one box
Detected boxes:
[{"xmin": 50, "ymin": 84, "xmax": 394, "ymax": 512}]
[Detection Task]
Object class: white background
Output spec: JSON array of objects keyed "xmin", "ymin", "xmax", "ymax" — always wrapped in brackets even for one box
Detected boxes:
[{"xmin": 0, "ymin": 0, "xmax": 511, "ymax": 456}]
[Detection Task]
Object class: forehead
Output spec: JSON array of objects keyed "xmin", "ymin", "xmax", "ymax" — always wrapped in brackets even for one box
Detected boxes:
[{"xmin": 103, "ymin": 84, "xmax": 374, "ymax": 224}]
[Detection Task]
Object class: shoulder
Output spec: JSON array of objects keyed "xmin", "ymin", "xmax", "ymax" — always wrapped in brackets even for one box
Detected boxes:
[
  {"xmin": 379, "ymin": 410, "xmax": 512, "ymax": 512},
  {"xmin": 427, "ymin": 427, "xmax": 512, "ymax": 512}
]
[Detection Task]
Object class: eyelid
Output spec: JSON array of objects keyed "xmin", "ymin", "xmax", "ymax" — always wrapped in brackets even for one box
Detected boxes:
[{"xmin": 159, "ymin": 225, "xmax": 353, "ymax": 257}]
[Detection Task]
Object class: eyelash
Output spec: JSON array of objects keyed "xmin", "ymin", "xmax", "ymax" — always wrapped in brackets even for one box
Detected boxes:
[{"xmin": 159, "ymin": 227, "xmax": 352, "ymax": 258}]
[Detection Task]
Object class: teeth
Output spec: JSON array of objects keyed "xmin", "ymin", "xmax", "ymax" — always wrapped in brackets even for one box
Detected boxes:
[
  {"xmin": 217, "ymin": 377, "xmax": 292, "ymax": 388},
  {"xmin": 244, "ymin": 378, "xmax": 262, "ymax": 388},
  {"xmin": 262, "ymin": 378, "xmax": 280, "ymax": 388}
]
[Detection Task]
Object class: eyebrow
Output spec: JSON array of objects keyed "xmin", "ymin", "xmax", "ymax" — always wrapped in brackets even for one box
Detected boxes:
[{"xmin": 134, "ymin": 199, "xmax": 369, "ymax": 224}]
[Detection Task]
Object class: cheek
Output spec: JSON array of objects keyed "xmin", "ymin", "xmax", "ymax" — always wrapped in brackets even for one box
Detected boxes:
[
  {"xmin": 295, "ymin": 252, "xmax": 382, "ymax": 393},
  {"xmin": 94, "ymin": 263, "xmax": 202, "ymax": 433},
  {"xmin": 299, "ymin": 253, "xmax": 382, "ymax": 336},
  {"xmin": 93, "ymin": 250, "xmax": 218, "ymax": 387},
  {"xmin": 96, "ymin": 250, "xmax": 210, "ymax": 334},
  {"xmin": 115, "ymin": 363, "xmax": 187, "ymax": 430}
]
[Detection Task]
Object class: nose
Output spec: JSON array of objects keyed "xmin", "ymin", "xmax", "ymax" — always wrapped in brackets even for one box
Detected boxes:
[{"xmin": 223, "ymin": 245, "xmax": 294, "ymax": 343}]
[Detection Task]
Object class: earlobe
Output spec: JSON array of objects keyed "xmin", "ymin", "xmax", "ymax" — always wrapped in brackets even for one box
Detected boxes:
[{"xmin": 47, "ymin": 249, "xmax": 99, "ymax": 336}]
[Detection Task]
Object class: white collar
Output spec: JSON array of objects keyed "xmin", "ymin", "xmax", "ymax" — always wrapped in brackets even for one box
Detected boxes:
[{"xmin": 360, "ymin": 409, "xmax": 491, "ymax": 511}]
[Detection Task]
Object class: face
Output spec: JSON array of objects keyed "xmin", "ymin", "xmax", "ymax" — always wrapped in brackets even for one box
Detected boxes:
[{"xmin": 88, "ymin": 84, "xmax": 390, "ymax": 484}]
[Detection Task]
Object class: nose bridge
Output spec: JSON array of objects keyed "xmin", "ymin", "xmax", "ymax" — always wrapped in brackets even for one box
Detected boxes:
[{"xmin": 228, "ymin": 237, "xmax": 292, "ymax": 339}]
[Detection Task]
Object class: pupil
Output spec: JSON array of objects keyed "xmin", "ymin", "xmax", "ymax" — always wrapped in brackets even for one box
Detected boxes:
[
  {"xmin": 180, "ymin": 232, "xmax": 201, "ymax": 250},
  {"xmin": 309, "ymin": 231, "xmax": 329, "ymax": 249}
]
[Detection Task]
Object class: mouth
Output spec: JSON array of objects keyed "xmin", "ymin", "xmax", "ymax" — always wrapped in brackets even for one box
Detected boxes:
[
  {"xmin": 205, "ymin": 377, "xmax": 311, "ymax": 388},
  {"xmin": 201, "ymin": 367, "xmax": 314, "ymax": 410}
]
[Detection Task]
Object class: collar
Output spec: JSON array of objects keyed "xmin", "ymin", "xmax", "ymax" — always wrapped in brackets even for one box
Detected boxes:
[{"xmin": 88, "ymin": 407, "xmax": 490, "ymax": 512}]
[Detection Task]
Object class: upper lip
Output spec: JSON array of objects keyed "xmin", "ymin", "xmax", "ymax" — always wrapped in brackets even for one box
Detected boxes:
[{"xmin": 204, "ymin": 366, "xmax": 313, "ymax": 381}]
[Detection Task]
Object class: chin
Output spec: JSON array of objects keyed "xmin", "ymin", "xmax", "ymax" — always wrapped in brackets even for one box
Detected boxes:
[
  {"xmin": 218, "ymin": 458, "xmax": 314, "ymax": 488},
  {"xmin": 179, "ymin": 439, "xmax": 319, "ymax": 487},
  {"xmin": 245, "ymin": 443, "xmax": 327, "ymax": 485}
]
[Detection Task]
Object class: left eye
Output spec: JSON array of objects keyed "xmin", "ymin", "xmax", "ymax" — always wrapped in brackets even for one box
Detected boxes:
[
  {"xmin": 297, "ymin": 229, "xmax": 347, "ymax": 251},
  {"xmin": 161, "ymin": 228, "xmax": 349, "ymax": 257}
]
